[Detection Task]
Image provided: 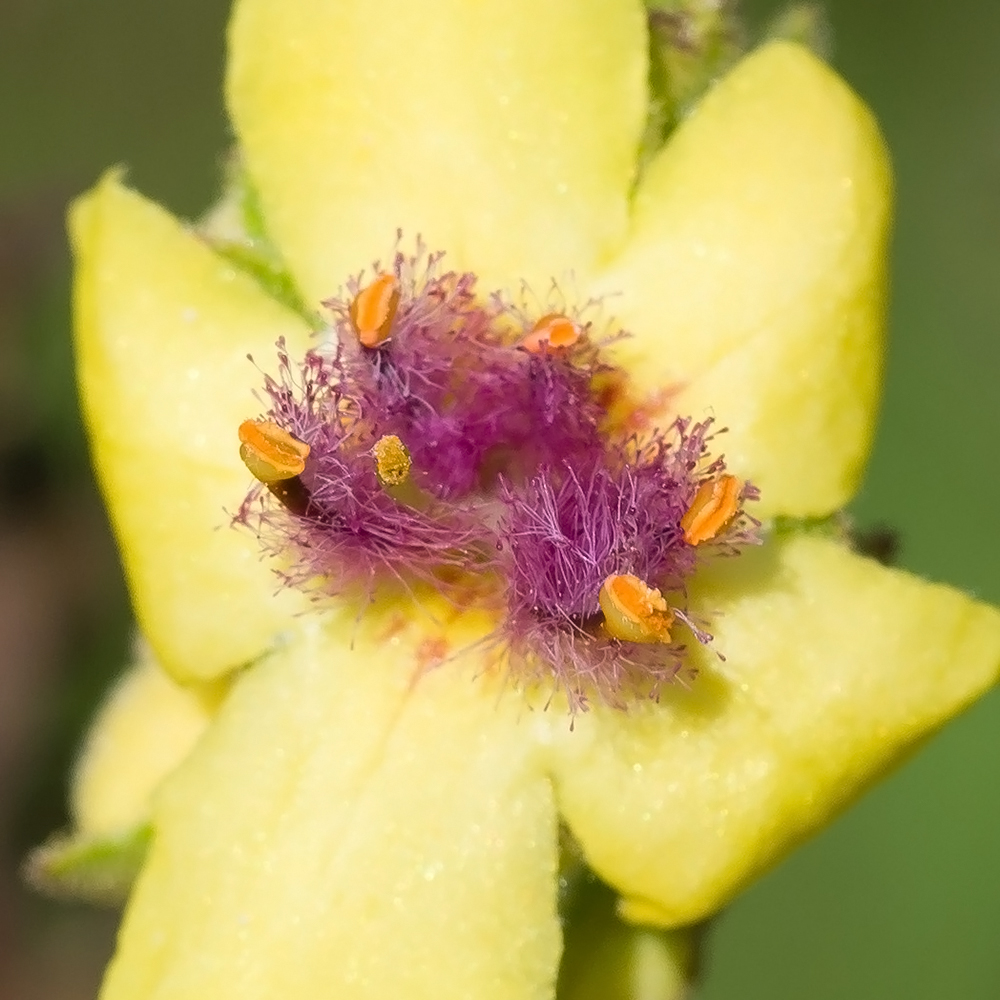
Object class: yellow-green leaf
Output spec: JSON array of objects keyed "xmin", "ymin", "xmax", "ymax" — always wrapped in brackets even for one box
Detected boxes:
[{"xmin": 25, "ymin": 825, "xmax": 152, "ymax": 908}]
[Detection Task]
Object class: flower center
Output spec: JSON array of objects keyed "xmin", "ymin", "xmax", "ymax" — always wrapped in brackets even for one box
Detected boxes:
[{"xmin": 234, "ymin": 243, "xmax": 760, "ymax": 708}]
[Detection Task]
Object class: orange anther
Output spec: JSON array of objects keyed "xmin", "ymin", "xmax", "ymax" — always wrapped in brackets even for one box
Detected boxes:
[
  {"xmin": 680, "ymin": 474, "xmax": 743, "ymax": 545},
  {"xmin": 238, "ymin": 419, "xmax": 310, "ymax": 483},
  {"xmin": 349, "ymin": 273, "xmax": 400, "ymax": 348},
  {"xmin": 520, "ymin": 313, "xmax": 580, "ymax": 354},
  {"xmin": 599, "ymin": 573, "xmax": 674, "ymax": 645}
]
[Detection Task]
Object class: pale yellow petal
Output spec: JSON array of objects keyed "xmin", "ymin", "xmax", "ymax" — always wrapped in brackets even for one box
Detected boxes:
[
  {"xmin": 100, "ymin": 606, "xmax": 559, "ymax": 1000},
  {"xmin": 542, "ymin": 534, "xmax": 1000, "ymax": 927},
  {"xmin": 71, "ymin": 641, "xmax": 222, "ymax": 837},
  {"xmin": 226, "ymin": 0, "xmax": 647, "ymax": 304},
  {"xmin": 72, "ymin": 173, "xmax": 313, "ymax": 682},
  {"xmin": 596, "ymin": 42, "xmax": 891, "ymax": 516}
]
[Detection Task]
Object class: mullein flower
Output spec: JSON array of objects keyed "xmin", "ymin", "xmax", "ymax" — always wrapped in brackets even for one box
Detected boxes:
[
  {"xmin": 62, "ymin": 1, "xmax": 1000, "ymax": 998},
  {"xmin": 235, "ymin": 251, "xmax": 627, "ymax": 601}
]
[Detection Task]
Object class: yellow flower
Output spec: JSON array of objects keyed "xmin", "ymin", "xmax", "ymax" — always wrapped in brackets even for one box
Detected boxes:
[{"xmin": 67, "ymin": 0, "xmax": 1000, "ymax": 997}]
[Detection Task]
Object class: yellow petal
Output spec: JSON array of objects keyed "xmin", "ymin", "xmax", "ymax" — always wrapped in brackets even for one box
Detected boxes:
[
  {"xmin": 100, "ymin": 608, "xmax": 559, "ymax": 1000},
  {"xmin": 226, "ymin": 0, "xmax": 647, "ymax": 304},
  {"xmin": 542, "ymin": 534, "xmax": 1000, "ymax": 927},
  {"xmin": 72, "ymin": 172, "xmax": 313, "ymax": 682},
  {"xmin": 71, "ymin": 641, "xmax": 222, "ymax": 837},
  {"xmin": 597, "ymin": 42, "xmax": 891, "ymax": 516}
]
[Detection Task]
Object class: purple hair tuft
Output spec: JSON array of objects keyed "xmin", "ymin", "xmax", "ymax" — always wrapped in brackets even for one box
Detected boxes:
[{"xmin": 493, "ymin": 419, "xmax": 759, "ymax": 707}]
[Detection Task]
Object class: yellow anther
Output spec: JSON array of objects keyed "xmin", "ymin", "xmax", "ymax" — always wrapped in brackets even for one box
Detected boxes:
[
  {"xmin": 349, "ymin": 273, "xmax": 400, "ymax": 348},
  {"xmin": 680, "ymin": 474, "xmax": 743, "ymax": 545},
  {"xmin": 599, "ymin": 573, "xmax": 674, "ymax": 645},
  {"xmin": 238, "ymin": 419, "xmax": 310, "ymax": 484},
  {"xmin": 520, "ymin": 313, "xmax": 580, "ymax": 354},
  {"xmin": 372, "ymin": 434, "xmax": 411, "ymax": 487}
]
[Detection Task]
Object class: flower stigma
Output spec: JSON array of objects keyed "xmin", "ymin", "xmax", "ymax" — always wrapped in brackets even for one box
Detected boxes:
[{"xmin": 237, "ymin": 244, "xmax": 759, "ymax": 708}]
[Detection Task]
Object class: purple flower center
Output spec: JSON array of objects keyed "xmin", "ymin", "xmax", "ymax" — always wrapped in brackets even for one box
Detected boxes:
[{"xmin": 235, "ymin": 244, "xmax": 760, "ymax": 707}]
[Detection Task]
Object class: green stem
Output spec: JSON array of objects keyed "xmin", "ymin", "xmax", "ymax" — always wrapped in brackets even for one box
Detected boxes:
[{"xmin": 558, "ymin": 868, "xmax": 701, "ymax": 1000}]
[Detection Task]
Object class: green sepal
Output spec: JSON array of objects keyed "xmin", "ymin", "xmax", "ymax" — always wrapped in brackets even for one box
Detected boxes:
[
  {"xmin": 25, "ymin": 824, "xmax": 152, "ymax": 908},
  {"xmin": 559, "ymin": 872, "xmax": 697, "ymax": 1000},
  {"xmin": 770, "ymin": 512, "xmax": 900, "ymax": 566},
  {"xmin": 770, "ymin": 511, "xmax": 846, "ymax": 540},
  {"xmin": 210, "ymin": 239, "xmax": 315, "ymax": 323},
  {"xmin": 199, "ymin": 154, "xmax": 318, "ymax": 325},
  {"xmin": 764, "ymin": 2, "xmax": 831, "ymax": 57},
  {"xmin": 645, "ymin": 0, "xmax": 745, "ymax": 129}
]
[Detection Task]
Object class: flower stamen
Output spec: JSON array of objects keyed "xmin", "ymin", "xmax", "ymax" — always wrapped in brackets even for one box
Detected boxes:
[
  {"xmin": 680, "ymin": 474, "xmax": 743, "ymax": 545},
  {"xmin": 238, "ymin": 419, "xmax": 310, "ymax": 483},
  {"xmin": 520, "ymin": 313, "xmax": 580, "ymax": 354},
  {"xmin": 349, "ymin": 273, "xmax": 400, "ymax": 348},
  {"xmin": 599, "ymin": 573, "xmax": 675, "ymax": 644}
]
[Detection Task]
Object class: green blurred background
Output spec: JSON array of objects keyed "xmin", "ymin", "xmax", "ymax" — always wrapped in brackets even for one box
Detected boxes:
[{"xmin": 0, "ymin": 0, "xmax": 997, "ymax": 997}]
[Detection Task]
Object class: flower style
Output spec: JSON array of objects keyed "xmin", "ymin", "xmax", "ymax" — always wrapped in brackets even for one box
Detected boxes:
[{"xmin": 65, "ymin": 0, "xmax": 1000, "ymax": 997}]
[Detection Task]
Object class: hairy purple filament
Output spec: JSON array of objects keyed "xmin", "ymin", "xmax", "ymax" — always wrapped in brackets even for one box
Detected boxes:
[
  {"xmin": 234, "ymin": 341, "xmax": 484, "ymax": 596},
  {"xmin": 495, "ymin": 420, "xmax": 760, "ymax": 706}
]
